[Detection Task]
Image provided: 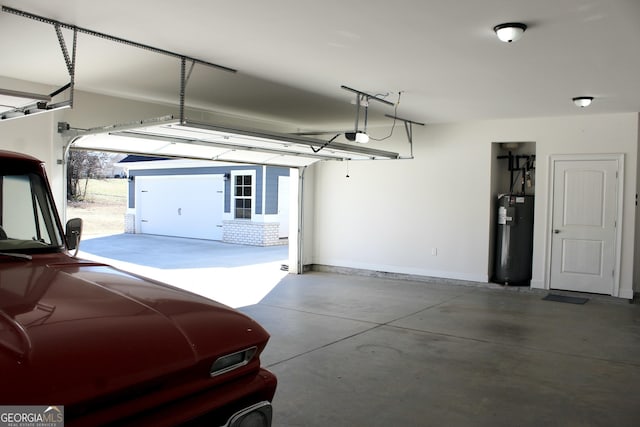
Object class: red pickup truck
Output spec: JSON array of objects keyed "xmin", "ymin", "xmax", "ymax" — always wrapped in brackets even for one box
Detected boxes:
[{"xmin": 0, "ymin": 150, "xmax": 277, "ymax": 426}]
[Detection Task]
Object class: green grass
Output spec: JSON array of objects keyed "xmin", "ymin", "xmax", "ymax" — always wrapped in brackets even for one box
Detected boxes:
[
  {"xmin": 67, "ymin": 179, "xmax": 128, "ymax": 237},
  {"xmin": 72, "ymin": 178, "xmax": 128, "ymax": 203}
]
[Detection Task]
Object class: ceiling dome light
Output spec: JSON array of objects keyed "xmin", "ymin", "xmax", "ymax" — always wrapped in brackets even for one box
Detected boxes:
[
  {"xmin": 493, "ymin": 23, "xmax": 527, "ymax": 43},
  {"xmin": 572, "ymin": 96, "xmax": 594, "ymax": 108}
]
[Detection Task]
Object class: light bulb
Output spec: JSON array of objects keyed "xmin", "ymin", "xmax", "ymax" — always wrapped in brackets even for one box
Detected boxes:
[{"xmin": 355, "ymin": 132, "xmax": 369, "ymax": 143}]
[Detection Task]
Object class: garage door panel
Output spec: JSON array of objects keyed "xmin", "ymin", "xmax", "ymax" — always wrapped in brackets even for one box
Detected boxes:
[
  {"xmin": 71, "ymin": 116, "xmax": 400, "ymax": 169},
  {"xmin": 137, "ymin": 175, "xmax": 223, "ymax": 240}
]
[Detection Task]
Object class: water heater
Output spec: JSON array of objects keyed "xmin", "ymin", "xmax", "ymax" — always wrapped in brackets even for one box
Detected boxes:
[{"xmin": 494, "ymin": 194, "xmax": 535, "ymax": 285}]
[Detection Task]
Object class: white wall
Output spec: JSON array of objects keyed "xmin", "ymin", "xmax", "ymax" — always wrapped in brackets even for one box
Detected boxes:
[
  {"xmin": 311, "ymin": 124, "xmax": 492, "ymax": 282},
  {"xmin": 0, "ymin": 77, "xmax": 61, "ymax": 172},
  {"xmin": 636, "ymin": 114, "xmax": 640, "ymax": 293},
  {"xmin": 0, "ymin": 111, "xmax": 56, "ymax": 167},
  {"xmin": 309, "ymin": 113, "xmax": 639, "ymax": 298},
  {"xmin": 0, "ymin": 112, "xmax": 62, "ymax": 204},
  {"xmin": 55, "ymin": 90, "xmax": 177, "ymax": 131}
]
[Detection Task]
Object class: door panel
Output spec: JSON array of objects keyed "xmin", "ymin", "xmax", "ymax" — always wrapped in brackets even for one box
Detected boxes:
[
  {"xmin": 561, "ymin": 239, "xmax": 603, "ymax": 275},
  {"xmin": 564, "ymin": 170, "xmax": 605, "ymax": 226},
  {"xmin": 550, "ymin": 159, "xmax": 618, "ymax": 294}
]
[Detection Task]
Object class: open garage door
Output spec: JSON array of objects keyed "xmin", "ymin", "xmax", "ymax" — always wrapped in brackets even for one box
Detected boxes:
[
  {"xmin": 68, "ymin": 115, "xmax": 400, "ymax": 167},
  {"xmin": 64, "ymin": 115, "xmax": 400, "ymax": 274}
]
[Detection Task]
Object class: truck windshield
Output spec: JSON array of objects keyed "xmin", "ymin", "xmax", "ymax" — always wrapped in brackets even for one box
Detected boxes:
[{"xmin": 0, "ymin": 173, "xmax": 63, "ymax": 253}]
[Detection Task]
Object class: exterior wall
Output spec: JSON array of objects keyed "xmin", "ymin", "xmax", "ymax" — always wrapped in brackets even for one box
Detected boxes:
[
  {"xmin": 265, "ymin": 167, "xmax": 291, "ymax": 214},
  {"xmin": 124, "ymin": 209, "xmax": 136, "ymax": 234},
  {"xmin": 124, "ymin": 160, "xmax": 290, "ymax": 245},
  {"xmin": 127, "ymin": 164, "xmax": 260, "ymax": 213}
]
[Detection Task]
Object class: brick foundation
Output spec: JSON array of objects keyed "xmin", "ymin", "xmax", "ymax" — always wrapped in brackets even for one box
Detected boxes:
[
  {"xmin": 124, "ymin": 213, "xmax": 135, "ymax": 233},
  {"xmin": 223, "ymin": 220, "xmax": 287, "ymax": 246}
]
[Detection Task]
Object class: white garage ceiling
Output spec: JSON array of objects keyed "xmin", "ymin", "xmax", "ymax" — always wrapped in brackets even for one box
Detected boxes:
[{"xmin": 0, "ymin": 0, "xmax": 639, "ymax": 138}]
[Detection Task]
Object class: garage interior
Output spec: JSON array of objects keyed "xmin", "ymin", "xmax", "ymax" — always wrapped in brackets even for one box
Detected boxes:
[{"xmin": 1, "ymin": 1, "xmax": 640, "ymax": 425}]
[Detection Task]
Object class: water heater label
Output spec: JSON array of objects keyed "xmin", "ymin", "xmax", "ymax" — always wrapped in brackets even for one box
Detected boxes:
[{"xmin": 498, "ymin": 206, "xmax": 507, "ymax": 224}]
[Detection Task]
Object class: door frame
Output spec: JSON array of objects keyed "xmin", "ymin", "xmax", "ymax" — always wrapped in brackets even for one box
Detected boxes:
[
  {"xmin": 277, "ymin": 175, "xmax": 290, "ymax": 238},
  {"xmin": 545, "ymin": 153, "xmax": 624, "ymax": 297}
]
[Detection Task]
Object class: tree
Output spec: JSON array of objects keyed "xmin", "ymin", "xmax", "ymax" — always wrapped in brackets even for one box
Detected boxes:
[{"xmin": 66, "ymin": 151, "xmax": 107, "ymax": 201}]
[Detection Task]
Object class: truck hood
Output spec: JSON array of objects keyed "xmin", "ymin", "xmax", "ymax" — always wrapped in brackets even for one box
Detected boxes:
[{"xmin": 0, "ymin": 255, "xmax": 269, "ymax": 405}]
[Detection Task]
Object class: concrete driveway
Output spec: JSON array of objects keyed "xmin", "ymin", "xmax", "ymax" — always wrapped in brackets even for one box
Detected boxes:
[{"xmin": 78, "ymin": 233, "xmax": 289, "ymax": 308}]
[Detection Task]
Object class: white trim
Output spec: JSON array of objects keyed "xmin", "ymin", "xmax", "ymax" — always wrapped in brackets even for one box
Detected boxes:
[
  {"xmin": 122, "ymin": 158, "xmax": 238, "ymax": 171},
  {"xmin": 262, "ymin": 166, "xmax": 267, "ymax": 221},
  {"xmin": 530, "ymin": 279, "xmax": 545, "ymax": 290},
  {"xmin": 292, "ymin": 167, "xmax": 304, "ymax": 275},
  {"xmin": 230, "ymin": 170, "xmax": 256, "ymax": 220},
  {"xmin": 277, "ymin": 175, "xmax": 290, "ymax": 239},
  {"xmin": 545, "ymin": 153, "xmax": 624, "ymax": 297}
]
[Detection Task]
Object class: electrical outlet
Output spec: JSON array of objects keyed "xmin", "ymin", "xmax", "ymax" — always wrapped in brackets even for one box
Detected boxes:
[{"xmin": 431, "ymin": 248, "xmax": 438, "ymax": 256}]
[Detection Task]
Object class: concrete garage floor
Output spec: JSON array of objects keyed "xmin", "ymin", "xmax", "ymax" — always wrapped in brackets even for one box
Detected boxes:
[
  {"xmin": 79, "ymin": 235, "xmax": 640, "ymax": 426},
  {"xmin": 243, "ymin": 274, "xmax": 640, "ymax": 427}
]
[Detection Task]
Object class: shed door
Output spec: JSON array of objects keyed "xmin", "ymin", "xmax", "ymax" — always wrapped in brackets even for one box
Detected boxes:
[
  {"xmin": 136, "ymin": 175, "xmax": 224, "ymax": 240},
  {"xmin": 549, "ymin": 158, "xmax": 620, "ymax": 295}
]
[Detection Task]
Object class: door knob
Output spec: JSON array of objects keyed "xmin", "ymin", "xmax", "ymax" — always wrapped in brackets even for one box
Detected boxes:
[{"xmin": 554, "ymin": 229, "xmax": 560, "ymax": 234}]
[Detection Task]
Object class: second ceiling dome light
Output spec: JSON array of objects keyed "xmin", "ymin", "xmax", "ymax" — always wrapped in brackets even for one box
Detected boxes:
[{"xmin": 494, "ymin": 22, "xmax": 527, "ymax": 43}]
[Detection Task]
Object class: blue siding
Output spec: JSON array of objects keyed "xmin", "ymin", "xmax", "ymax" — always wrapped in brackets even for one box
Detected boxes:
[
  {"xmin": 255, "ymin": 171, "xmax": 263, "ymax": 215},
  {"xmin": 265, "ymin": 167, "xmax": 290, "ymax": 214},
  {"xmin": 130, "ymin": 166, "xmax": 257, "ymax": 178},
  {"xmin": 128, "ymin": 178, "xmax": 135, "ymax": 208}
]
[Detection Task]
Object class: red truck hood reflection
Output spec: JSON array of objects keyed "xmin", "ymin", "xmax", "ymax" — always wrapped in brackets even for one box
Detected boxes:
[{"xmin": 0, "ymin": 255, "xmax": 269, "ymax": 405}]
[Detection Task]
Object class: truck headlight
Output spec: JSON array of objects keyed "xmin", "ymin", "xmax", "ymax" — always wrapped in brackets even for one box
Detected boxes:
[
  {"xmin": 225, "ymin": 402, "xmax": 273, "ymax": 427},
  {"xmin": 210, "ymin": 347, "xmax": 257, "ymax": 377}
]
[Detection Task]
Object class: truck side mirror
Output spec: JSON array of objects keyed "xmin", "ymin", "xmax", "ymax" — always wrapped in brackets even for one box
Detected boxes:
[{"xmin": 65, "ymin": 218, "xmax": 83, "ymax": 256}]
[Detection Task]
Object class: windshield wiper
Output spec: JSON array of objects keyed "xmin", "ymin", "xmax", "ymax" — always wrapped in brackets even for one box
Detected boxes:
[{"xmin": 0, "ymin": 252, "xmax": 32, "ymax": 261}]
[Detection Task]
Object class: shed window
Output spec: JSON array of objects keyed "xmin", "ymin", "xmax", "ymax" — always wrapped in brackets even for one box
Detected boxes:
[{"xmin": 234, "ymin": 175, "xmax": 252, "ymax": 219}]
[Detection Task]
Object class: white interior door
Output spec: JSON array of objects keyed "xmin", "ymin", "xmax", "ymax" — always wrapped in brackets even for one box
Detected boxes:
[
  {"xmin": 549, "ymin": 157, "xmax": 620, "ymax": 295},
  {"xmin": 278, "ymin": 176, "xmax": 290, "ymax": 238}
]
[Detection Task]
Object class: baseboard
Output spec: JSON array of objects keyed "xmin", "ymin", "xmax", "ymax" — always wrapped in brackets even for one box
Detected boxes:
[
  {"xmin": 305, "ymin": 264, "xmax": 537, "ymax": 292},
  {"xmin": 310, "ymin": 264, "xmax": 493, "ymax": 288}
]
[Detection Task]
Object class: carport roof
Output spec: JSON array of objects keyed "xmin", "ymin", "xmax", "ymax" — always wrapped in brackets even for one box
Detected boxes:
[{"xmin": 69, "ymin": 116, "xmax": 400, "ymax": 168}]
